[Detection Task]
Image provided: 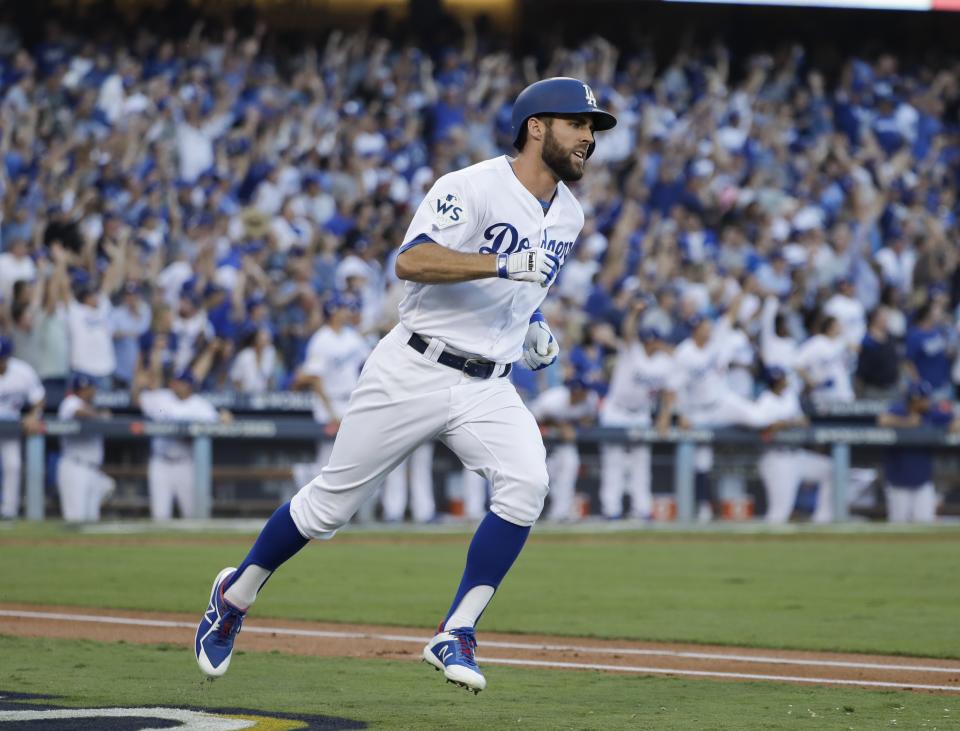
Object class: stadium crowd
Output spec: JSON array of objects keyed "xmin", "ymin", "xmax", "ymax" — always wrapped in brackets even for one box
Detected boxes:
[{"xmin": 1, "ymin": 14, "xmax": 959, "ymax": 522}]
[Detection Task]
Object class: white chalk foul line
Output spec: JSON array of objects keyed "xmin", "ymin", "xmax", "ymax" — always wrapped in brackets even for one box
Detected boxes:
[
  {"xmin": 2, "ymin": 609, "xmax": 960, "ymax": 684},
  {"xmin": 480, "ymin": 658, "xmax": 960, "ymax": 693}
]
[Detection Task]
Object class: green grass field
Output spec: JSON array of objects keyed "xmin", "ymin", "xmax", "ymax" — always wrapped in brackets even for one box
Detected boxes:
[
  {"xmin": 1, "ymin": 635, "xmax": 955, "ymax": 730},
  {"xmin": 2, "ymin": 522, "xmax": 960, "ymax": 729}
]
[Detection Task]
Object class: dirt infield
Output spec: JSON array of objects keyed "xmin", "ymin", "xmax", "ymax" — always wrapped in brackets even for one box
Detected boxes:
[{"xmin": 2, "ymin": 603, "xmax": 959, "ymax": 694}]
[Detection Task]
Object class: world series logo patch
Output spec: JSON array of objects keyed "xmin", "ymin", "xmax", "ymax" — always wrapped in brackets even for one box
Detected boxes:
[{"xmin": 434, "ymin": 193, "xmax": 467, "ymax": 230}]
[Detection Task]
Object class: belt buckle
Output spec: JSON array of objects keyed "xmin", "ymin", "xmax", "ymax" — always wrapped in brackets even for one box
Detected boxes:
[{"xmin": 463, "ymin": 358, "xmax": 493, "ymax": 379}]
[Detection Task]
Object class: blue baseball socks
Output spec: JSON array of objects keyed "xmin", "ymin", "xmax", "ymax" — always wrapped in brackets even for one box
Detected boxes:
[
  {"xmin": 443, "ymin": 511, "xmax": 531, "ymax": 630},
  {"xmin": 223, "ymin": 502, "xmax": 309, "ymax": 609}
]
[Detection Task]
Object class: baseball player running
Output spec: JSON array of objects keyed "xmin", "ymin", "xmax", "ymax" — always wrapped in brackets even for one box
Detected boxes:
[
  {"xmin": 57, "ymin": 372, "xmax": 115, "ymax": 522},
  {"xmin": 0, "ymin": 336, "xmax": 45, "ymax": 519},
  {"xmin": 194, "ymin": 77, "xmax": 616, "ymax": 694}
]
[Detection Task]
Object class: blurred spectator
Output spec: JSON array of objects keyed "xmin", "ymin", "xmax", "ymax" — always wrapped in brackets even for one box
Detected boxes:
[
  {"xmin": 229, "ymin": 327, "xmax": 277, "ymax": 395},
  {"xmin": 111, "ymin": 283, "xmax": 152, "ymax": 387},
  {"xmin": 856, "ymin": 308, "xmax": 901, "ymax": 400},
  {"xmin": 797, "ymin": 316, "xmax": 854, "ymax": 404},
  {"xmin": 904, "ymin": 300, "xmax": 953, "ymax": 401},
  {"xmin": 56, "ymin": 372, "xmax": 114, "ymax": 522},
  {"xmin": 66, "ymin": 241, "xmax": 126, "ymax": 385},
  {"xmin": 530, "ymin": 377, "xmax": 598, "ymax": 522},
  {"xmin": 0, "ymin": 237, "xmax": 36, "ymax": 303},
  {"xmin": 599, "ymin": 301, "xmax": 674, "ymax": 520},
  {"xmin": 292, "ymin": 296, "xmax": 370, "ymax": 467},
  {"xmin": 381, "ymin": 444, "xmax": 436, "ymax": 523},
  {"xmin": 0, "ymin": 11, "xmax": 955, "ymax": 439},
  {"xmin": 824, "ymin": 277, "xmax": 867, "ymax": 350},
  {"xmin": 133, "ymin": 367, "xmax": 229, "ymax": 521},
  {"xmin": 0, "ymin": 335, "xmax": 45, "ymax": 519},
  {"xmin": 749, "ymin": 368, "xmax": 809, "ymax": 524},
  {"xmin": 877, "ymin": 381, "xmax": 960, "ymax": 523}
]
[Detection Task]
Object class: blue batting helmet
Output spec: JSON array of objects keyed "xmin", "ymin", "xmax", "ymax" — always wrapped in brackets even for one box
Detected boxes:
[
  {"xmin": 511, "ymin": 77, "xmax": 617, "ymax": 159},
  {"xmin": 0, "ymin": 335, "xmax": 12, "ymax": 359}
]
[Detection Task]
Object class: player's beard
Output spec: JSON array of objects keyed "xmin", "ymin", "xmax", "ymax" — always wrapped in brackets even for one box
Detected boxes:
[{"xmin": 541, "ymin": 126, "xmax": 585, "ymax": 182}]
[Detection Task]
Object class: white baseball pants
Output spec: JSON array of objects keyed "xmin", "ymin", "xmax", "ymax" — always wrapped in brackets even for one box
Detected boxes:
[
  {"xmin": 57, "ymin": 457, "xmax": 115, "ymax": 522},
  {"xmin": 461, "ymin": 468, "xmax": 489, "ymax": 520},
  {"xmin": 545, "ymin": 444, "xmax": 579, "ymax": 521},
  {"xmin": 600, "ymin": 444, "xmax": 652, "ymax": 519},
  {"xmin": 0, "ymin": 438, "xmax": 21, "ymax": 519},
  {"xmin": 148, "ymin": 457, "xmax": 196, "ymax": 520},
  {"xmin": 290, "ymin": 325, "xmax": 549, "ymax": 538},
  {"xmin": 886, "ymin": 482, "xmax": 936, "ymax": 523},
  {"xmin": 381, "ymin": 442, "xmax": 436, "ymax": 522},
  {"xmin": 758, "ymin": 450, "xmax": 802, "ymax": 523},
  {"xmin": 795, "ymin": 450, "xmax": 834, "ymax": 523}
]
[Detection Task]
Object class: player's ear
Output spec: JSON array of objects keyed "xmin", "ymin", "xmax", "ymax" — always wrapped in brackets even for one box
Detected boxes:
[{"xmin": 527, "ymin": 116, "xmax": 546, "ymax": 144}]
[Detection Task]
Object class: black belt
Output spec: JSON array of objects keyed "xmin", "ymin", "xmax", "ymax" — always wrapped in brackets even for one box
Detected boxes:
[{"xmin": 407, "ymin": 333, "xmax": 511, "ymax": 380}]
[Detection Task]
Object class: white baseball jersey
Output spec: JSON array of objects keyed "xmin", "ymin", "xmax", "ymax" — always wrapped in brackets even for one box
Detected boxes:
[
  {"xmin": 747, "ymin": 388, "xmax": 803, "ymax": 430},
  {"xmin": 602, "ymin": 344, "xmax": 673, "ymax": 426},
  {"xmin": 68, "ymin": 296, "xmax": 115, "ymax": 377},
  {"xmin": 172, "ymin": 311, "xmax": 214, "ymax": 373},
  {"xmin": 139, "ymin": 389, "xmax": 218, "ymax": 460},
  {"xmin": 301, "ymin": 325, "xmax": 371, "ymax": 421},
  {"xmin": 669, "ymin": 320, "xmax": 734, "ymax": 420},
  {"xmin": 0, "ymin": 358, "xmax": 45, "ymax": 419},
  {"xmin": 824, "ymin": 293, "xmax": 866, "ymax": 349},
  {"xmin": 796, "ymin": 334, "xmax": 854, "ymax": 403},
  {"xmin": 759, "ymin": 297, "xmax": 799, "ymax": 374},
  {"xmin": 531, "ymin": 386, "xmax": 598, "ymax": 423},
  {"xmin": 723, "ymin": 328, "xmax": 756, "ymax": 399},
  {"xmin": 229, "ymin": 346, "xmax": 277, "ymax": 394},
  {"xmin": 58, "ymin": 394, "xmax": 103, "ymax": 465},
  {"xmin": 398, "ymin": 155, "xmax": 584, "ymax": 362}
]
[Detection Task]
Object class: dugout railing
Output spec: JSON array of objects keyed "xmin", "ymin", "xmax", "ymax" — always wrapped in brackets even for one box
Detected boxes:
[{"xmin": 2, "ymin": 418, "xmax": 958, "ymax": 523}]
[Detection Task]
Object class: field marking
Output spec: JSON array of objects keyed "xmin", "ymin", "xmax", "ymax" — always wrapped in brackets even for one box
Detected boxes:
[
  {"xmin": 3, "ymin": 609, "xmax": 960, "ymax": 684},
  {"xmin": 481, "ymin": 658, "xmax": 960, "ymax": 693}
]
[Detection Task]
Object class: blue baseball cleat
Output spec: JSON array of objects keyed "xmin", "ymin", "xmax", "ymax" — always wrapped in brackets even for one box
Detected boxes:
[
  {"xmin": 422, "ymin": 626, "xmax": 486, "ymax": 694},
  {"xmin": 195, "ymin": 567, "xmax": 246, "ymax": 677}
]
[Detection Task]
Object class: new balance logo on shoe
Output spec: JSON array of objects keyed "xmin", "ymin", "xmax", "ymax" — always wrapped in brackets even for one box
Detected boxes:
[{"xmin": 438, "ymin": 645, "xmax": 452, "ymax": 662}]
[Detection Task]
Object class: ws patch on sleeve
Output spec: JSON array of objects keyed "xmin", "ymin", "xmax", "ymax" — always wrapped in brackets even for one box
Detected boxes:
[
  {"xmin": 0, "ymin": 691, "xmax": 367, "ymax": 730},
  {"xmin": 433, "ymin": 193, "xmax": 467, "ymax": 230}
]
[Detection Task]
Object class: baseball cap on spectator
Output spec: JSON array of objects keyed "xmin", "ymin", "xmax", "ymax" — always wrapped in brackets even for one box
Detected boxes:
[
  {"xmin": 765, "ymin": 366, "xmax": 787, "ymax": 384},
  {"xmin": 907, "ymin": 380, "xmax": 934, "ymax": 400},
  {"xmin": 323, "ymin": 292, "xmax": 360, "ymax": 318},
  {"xmin": 172, "ymin": 369, "xmax": 195, "ymax": 387},
  {"xmin": 0, "ymin": 335, "xmax": 13, "ymax": 360},
  {"xmin": 638, "ymin": 327, "xmax": 664, "ymax": 343},
  {"xmin": 564, "ymin": 376, "xmax": 589, "ymax": 392},
  {"xmin": 180, "ymin": 288, "xmax": 202, "ymax": 307},
  {"xmin": 241, "ymin": 208, "xmax": 270, "ymax": 239},
  {"xmin": 69, "ymin": 371, "xmax": 97, "ymax": 391},
  {"xmin": 336, "ymin": 256, "xmax": 370, "ymax": 288}
]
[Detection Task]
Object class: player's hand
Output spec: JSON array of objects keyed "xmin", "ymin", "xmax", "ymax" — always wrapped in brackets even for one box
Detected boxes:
[
  {"xmin": 497, "ymin": 248, "xmax": 560, "ymax": 288},
  {"xmin": 521, "ymin": 320, "xmax": 559, "ymax": 371}
]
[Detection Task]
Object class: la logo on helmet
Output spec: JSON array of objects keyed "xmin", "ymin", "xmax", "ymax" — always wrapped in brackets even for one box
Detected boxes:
[{"xmin": 583, "ymin": 84, "xmax": 598, "ymax": 108}]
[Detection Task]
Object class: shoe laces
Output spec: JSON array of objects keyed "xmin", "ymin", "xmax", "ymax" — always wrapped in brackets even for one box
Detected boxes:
[
  {"xmin": 217, "ymin": 586, "xmax": 246, "ymax": 641},
  {"xmin": 449, "ymin": 627, "xmax": 478, "ymax": 664},
  {"xmin": 217, "ymin": 608, "xmax": 244, "ymax": 641}
]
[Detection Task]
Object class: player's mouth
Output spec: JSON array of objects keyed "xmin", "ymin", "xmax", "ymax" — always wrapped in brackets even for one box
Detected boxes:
[{"xmin": 572, "ymin": 149, "xmax": 586, "ymax": 161}]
